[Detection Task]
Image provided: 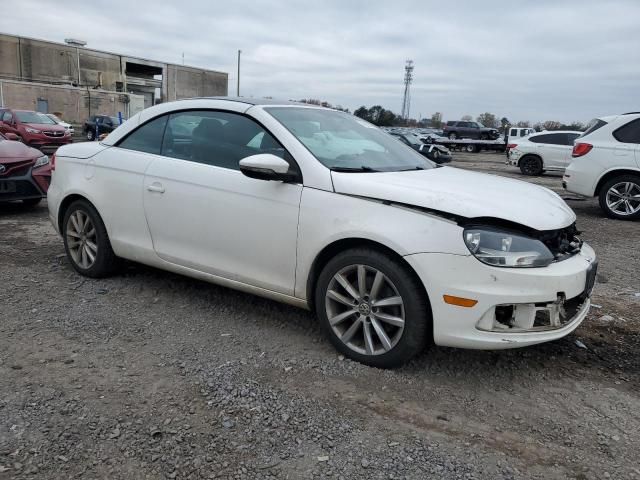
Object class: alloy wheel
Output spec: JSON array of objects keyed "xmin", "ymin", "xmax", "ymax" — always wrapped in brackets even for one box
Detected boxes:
[
  {"xmin": 606, "ymin": 181, "xmax": 640, "ymax": 216},
  {"xmin": 521, "ymin": 157, "xmax": 541, "ymax": 175},
  {"xmin": 66, "ymin": 210, "xmax": 98, "ymax": 269},
  {"xmin": 325, "ymin": 264, "xmax": 405, "ymax": 356}
]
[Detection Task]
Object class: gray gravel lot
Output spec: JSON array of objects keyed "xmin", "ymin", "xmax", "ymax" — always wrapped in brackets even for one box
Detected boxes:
[{"xmin": 1, "ymin": 152, "xmax": 639, "ymax": 479}]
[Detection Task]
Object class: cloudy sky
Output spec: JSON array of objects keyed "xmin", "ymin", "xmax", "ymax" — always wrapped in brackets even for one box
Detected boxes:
[{"xmin": 2, "ymin": 0, "xmax": 639, "ymax": 123}]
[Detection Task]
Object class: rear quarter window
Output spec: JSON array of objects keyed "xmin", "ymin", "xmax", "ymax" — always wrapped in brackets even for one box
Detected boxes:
[
  {"xmin": 580, "ymin": 118, "xmax": 608, "ymax": 137},
  {"xmin": 613, "ymin": 118, "xmax": 640, "ymax": 144}
]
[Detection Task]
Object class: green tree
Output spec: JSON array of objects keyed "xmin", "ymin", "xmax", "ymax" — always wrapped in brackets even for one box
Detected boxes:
[
  {"xmin": 477, "ymin": 112, "xmax": 498, "ymax": 128},
  {"xmin": 430, "ymin": 112, "xmax": 443, "ymax": 128}
]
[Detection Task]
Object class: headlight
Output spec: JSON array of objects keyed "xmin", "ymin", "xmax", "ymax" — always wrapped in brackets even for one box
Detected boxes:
[
  {"xmin": 463, "ymin": 227, "xmax": 554, "ymax": 268},
  {"xmin": 25, "ymin": 127, "xmax": 41, "ymax": 134},
  {"xmin": 34, "ymin": 155, "xmax": 49, "ymax": 168}
]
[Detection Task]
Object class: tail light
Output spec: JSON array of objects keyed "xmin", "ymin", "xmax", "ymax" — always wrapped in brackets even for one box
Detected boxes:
[
  {"xmin": 572, "ymin": 143, "xmax": 593, "ymax": 158},
  {"xmin": 50, "ymin": 153, "xmax": 56, "ymax": 171},
  {"xmin": 507, "ymin": 143, "xmax": 518, "ymax": 151}
]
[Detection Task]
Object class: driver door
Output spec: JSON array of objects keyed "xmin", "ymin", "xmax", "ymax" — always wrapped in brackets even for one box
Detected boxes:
[{"xmin": 141, "ymin": 110, "xmax": 303, "ymax": 295}]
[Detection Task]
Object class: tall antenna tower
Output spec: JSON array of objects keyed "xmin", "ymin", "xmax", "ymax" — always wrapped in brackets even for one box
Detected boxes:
[{"xmin": 401, "ymin": 59, "xmax": 414, "ymax": 121}]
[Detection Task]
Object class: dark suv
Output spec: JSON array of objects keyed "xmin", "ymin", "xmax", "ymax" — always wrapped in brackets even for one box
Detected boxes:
[
  {"xmin": 83, "ymin": 115, "xmax": 121, "ymax": 140},
  {"xmin": 443, "ymin": 121, "xmax": 500, "ymax": 140}
]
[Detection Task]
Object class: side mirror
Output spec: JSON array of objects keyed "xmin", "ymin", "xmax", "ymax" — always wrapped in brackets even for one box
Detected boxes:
[
  {"xmin": 239, "ymin": 154, "xmax": 298, "ymax": 182},
  {"xmin": 5, "ymin": 133, "xmax": 20, "ymax": 141}
]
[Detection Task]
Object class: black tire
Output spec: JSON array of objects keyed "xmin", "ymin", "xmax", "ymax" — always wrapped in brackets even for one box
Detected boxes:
[
  {"xmin": 314, "ymin": 248, "xmax": 431, "ymax": 368},
  {"xmin": 22, "ymin": 198, "xmax": 42, "ymax": 207},
  {"xmin": 448, "ymin": 133, "xmax": 457, "ymax": 140},
  {"xmin": 519, "ymin": 155, "xmax": 543, "ymax": 176},
  {"xmin": 464, "ymin": 144, "xmax": 477, "ymax": 153},
  {"xmin": 598, "ymin": 174, "xmax": 640, "ymax": 220},
  {"xmin": 62, "ymin": 199, "xmax": 120, "ymax": 277},
  {"xmin": 86, "ymin": 129, "xmax": 95, "ymax": 141}
]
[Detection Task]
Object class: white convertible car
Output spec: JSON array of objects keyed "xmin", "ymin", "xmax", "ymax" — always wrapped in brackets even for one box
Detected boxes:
[{"xmin": 48, "ymin": 98, "xmax": 597, "ymax": 367}]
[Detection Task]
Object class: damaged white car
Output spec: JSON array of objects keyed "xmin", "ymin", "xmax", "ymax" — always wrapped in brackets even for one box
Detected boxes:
[{"xmin": 47, "ymin": 98, "xmax": 597, "ymax": 367}]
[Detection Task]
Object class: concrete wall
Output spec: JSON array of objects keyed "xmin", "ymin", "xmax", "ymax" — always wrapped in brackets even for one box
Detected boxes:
[
  {"xmin": 0, "ymin": 33, "xmax": 228, "ymax": 104},
  {"xmin": 166, "ymin": 64, "xmax": 228, "ymax": 101},
  {"xmin": 0, "ymin": 80, "xmax": 143, "ymax": 124}
]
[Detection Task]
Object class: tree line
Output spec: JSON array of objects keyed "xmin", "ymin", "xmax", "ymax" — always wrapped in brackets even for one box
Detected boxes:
[
  {"xmin": 352, "ymin": 105, "xmax": 586, "ymax": 132},
  {"xmin": 294, "ymin": 101, "xmax": 587, "ymax": 133}
]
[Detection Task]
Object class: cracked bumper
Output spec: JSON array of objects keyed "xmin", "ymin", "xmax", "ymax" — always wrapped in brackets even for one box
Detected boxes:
[{"xmin": 404, "ymin": 243, "xmax": 596, "ymax": 349}]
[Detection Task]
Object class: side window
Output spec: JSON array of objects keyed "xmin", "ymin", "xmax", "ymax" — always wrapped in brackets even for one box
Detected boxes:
[
  {"xmin": 510, "ymin": 128, "xmax": 517, "ymax": 136},
  {"xmin": 118, "ymin": 115, "xmax": 168, "ymax": 155},
  {"xmin": 613, "ymin": 119, "xmax": 640, "ymax": 144},
  {"xmin": 565, "ymin": 133, "xmax": 581, "ymax": 145},
  {"xmin": 161, "ymin": 110, "xmax": 289, "ymax": 171},
  {"xmin": 3, "ymin": 111, "xmax": 13, "ymax": 123},
  {"xmin": 530, "ymin": 134, "xmax": 551, "ymax": 144}
]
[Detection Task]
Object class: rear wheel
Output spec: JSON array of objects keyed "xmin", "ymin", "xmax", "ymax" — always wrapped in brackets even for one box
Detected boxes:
[
  {"xmin": 598, "ymin": 175, "xmax": 640, "ymax": 220},
  {"xmin": 63, "ymin": 199, "xmax": 119, "ymax": 277},
  {"xmin": 448, "ymin": 133, "xmax": 457, "ymax": 140},
  {"xmin": 519, "ymin": 155, "xmax": 543, "ymax": 176},
  {"xmin": 315, "ymin": 248, "xmax": 430, "ymax": 368},
  {"xmin": 464, "ymin": 144, "xmax": 477, "ymax": 153}
]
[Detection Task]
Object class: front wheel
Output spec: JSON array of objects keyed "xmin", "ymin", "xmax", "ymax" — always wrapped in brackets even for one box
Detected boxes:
[
  {"xmin": 599, "ymin": 175, "xmax": 640, "ymax": 220},
  {"xmin": 63, "ymin": 199, "xmax": 120, "ymax": 277},
  {"xmin": 448, "ymin": 133, "xmax": 457, "ymax": 140},
  {"xmin": 315, "ymin": 248, "xmax": 431, "ymax": 368}
]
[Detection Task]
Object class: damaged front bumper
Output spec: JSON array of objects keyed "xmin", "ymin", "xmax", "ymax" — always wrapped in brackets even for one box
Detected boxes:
[{"xmin": 404, "ymin": 243, "xmax": 597, "ymax": 349}]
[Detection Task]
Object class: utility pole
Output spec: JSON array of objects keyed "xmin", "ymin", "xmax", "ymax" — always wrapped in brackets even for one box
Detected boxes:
[
  {"xmin": 237, "ymin": 50, "xmax": 241, "ymax": 97},
  {"xmin": 401, "ymin": 60, "xmax": 414, "ymax": 122}
]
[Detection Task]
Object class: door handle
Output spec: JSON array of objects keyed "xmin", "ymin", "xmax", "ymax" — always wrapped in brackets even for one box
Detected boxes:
[{"xmin": 147, "ymin": 183, "xmax": 165, "ymax": 193}]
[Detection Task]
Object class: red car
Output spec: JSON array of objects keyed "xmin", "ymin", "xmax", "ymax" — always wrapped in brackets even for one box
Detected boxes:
[
  {"xmin": 0, "ymin": 132, "xmax": 52, "ymax": 206},
  {"xmin": 0, "ymin": 108, "xmax": 72, "ymax": 154}
]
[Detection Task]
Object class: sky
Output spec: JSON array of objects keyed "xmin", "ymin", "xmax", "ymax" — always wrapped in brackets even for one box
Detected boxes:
[{"xmin": 2, "ymin": 0, "xmax": 639, "ymax": 124}]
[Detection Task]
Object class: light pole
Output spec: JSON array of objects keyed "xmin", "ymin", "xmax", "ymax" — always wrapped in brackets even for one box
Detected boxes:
[
  {"xmin": 237, "ymin": 49, "xmax": 241, "ymax": 97},
  {"xmin": 65, "ymin": 38, "xmax": 87, "ymax": 86}
]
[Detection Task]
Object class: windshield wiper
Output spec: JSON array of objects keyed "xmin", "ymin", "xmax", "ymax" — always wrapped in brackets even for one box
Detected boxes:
[{"xmin": 329, "ymin": 166, "xmax": 381, "ymax": 173}]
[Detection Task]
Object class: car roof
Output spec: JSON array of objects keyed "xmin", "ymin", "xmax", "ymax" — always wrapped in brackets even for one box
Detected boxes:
[
  {"xmin": 531, "ymin": 130, "xmax": 583, "ymax": 135},
  {"xmin": 178, "ymin": 96, "xmax": 313, "ymax": 107}
]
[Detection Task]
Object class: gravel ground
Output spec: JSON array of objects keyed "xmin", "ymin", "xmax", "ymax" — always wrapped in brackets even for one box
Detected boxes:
[{"xmin": 1, "ymin": 152, "xmax": 639, "ymax": 479}]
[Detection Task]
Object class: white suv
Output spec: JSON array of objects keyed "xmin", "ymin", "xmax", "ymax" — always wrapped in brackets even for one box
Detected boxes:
[
  {"xmin": 564, "ymin": 113, "xmax": 640, "ymax": 220},
  {"xmin": 507, "ymin": 131, "xmax": 582, "ymax": 176}
]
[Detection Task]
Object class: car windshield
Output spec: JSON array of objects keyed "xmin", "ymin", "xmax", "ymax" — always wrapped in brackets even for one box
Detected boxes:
[
  {"xmin": 266, "ymin": 107, "xmax": 434, "ymax": 172},
  {"xmin": 110, "ymin": 116, "xmax": 120, "ymax": 125},
  {"xmin": 15, "ymin": 111, "xmax": 56, "ymax": 124},
  {"xmin": 47, "ymin": 114, "xmax": 62, "ymax": 123}
]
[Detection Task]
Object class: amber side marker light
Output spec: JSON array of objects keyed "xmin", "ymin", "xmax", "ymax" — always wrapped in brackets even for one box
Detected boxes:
[{"xmin": 443, "ymin": 295, "xmax": 478, "ymax": 307}]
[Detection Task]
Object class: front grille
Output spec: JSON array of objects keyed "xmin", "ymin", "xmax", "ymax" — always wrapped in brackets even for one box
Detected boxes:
[
  {"xmin": 0, "ymin": 180, "xmax": 39, "ymax": 200},
  {"xmin": 44, "ymin": 130, "xmax": 64, "ymax": 138},
  {"xmin": 538, "ymin": 223, "xmax": 582, "ymax": 261},
  {"xmin": 0, "ymin": 160, "xmax": 34, "ymax": 178}
]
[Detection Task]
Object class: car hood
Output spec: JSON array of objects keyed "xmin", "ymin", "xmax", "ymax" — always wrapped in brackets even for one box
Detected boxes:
[
  {"xmin": 331, "ymin": 167, "xmax": 576, "ymax": 231},
  {"xmin": 0, "ymin": 140, "xmax": 42, "ymax": 161},
  {"xmin": 24, "ymin": 123, "xmax": 66, "ymax": 131}
]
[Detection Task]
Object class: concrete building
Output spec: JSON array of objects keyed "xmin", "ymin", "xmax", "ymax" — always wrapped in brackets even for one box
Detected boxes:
[{"xmin": 0, "ymin": 33, "xmax": 228, "ymax": 125}]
